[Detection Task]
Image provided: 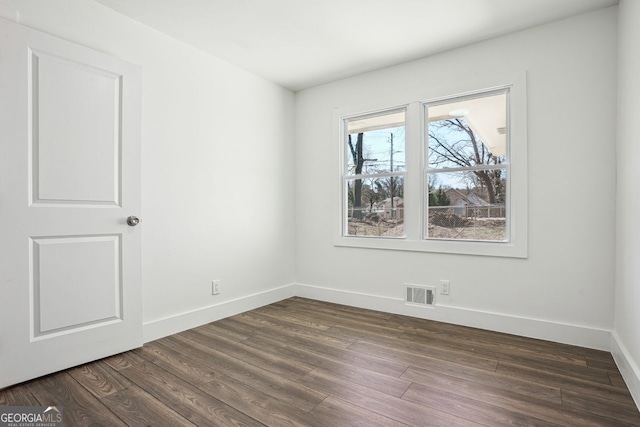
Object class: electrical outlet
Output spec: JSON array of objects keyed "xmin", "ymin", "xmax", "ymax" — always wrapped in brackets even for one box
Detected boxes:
[
  {"xmin": 440, "ymin": 279, "xmax": 450, "ymax": 295},
  {"xmin": 212, "ymin": 280, "xmax": 220, "ymax": 295}
]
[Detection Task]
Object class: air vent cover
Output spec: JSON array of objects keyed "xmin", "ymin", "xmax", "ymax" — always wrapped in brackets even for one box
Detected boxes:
[{"xmin": 405, "ymin": 285, "xmax": 436, "ymax": 306}]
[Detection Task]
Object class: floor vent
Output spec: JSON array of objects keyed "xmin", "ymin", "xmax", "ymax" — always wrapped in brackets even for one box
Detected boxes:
[{"xmin": 405, "ymin": 285, "xmax": 436, "ymax": 306}]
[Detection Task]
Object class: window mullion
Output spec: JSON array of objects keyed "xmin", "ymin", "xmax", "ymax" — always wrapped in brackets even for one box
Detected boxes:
[{"xmin": 403, "ymin": 102, "xmax": 421, "ymax": 240}]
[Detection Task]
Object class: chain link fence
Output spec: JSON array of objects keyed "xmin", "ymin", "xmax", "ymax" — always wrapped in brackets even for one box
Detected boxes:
[
  {"xmin": 347, "ymin": 207, "xmax": 404, "ymax": 237},
  {"xmin": 428, "ymin": 205, "xmax": 506, "ymax": 241}
]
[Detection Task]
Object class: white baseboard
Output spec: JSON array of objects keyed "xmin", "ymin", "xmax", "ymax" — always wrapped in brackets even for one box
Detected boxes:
[
  {"xmin": 143, "ymin": 283, "xmax": 296, "ymax": 342},
  {"xmin": 611, "ymin": 332, "xmax": 640, "ymax": 410},
  {"xmin": 294, "ymin": 283, "xmax": 612, "ymax": 351},
  {"xmin": 142, "ymin": 281, "xmax": 612, "ymax": 351}
]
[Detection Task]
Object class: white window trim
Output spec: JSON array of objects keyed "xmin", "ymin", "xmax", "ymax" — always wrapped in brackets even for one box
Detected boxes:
[
  {"xmin": 341, "ymin": 106, "xmax": 408, "ymax": 238},
  {"xmin": 334, "ymin": 71, "xmax": 528, "ymax": 258}
]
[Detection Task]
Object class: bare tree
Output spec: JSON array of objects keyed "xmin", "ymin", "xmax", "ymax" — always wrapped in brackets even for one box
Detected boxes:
[
  {"xmin": 348, "ymin": 133, "xmax": 365, "ymax": 218},
  {"xmin": 361, "ymin": 179, "xmax": 384, "ymax": 211},
  {"xmin": 429, "ymin": 119, "xmax": 504, "ymax": 204}
]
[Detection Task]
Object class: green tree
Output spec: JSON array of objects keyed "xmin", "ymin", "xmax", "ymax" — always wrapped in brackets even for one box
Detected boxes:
[
  {"xmin": 428, "ymin": 185, "xmax": 450, "ymax": 206},
  {"xmin": 434, "ymin": 186, "xmax": 450, "ymax": 206}
]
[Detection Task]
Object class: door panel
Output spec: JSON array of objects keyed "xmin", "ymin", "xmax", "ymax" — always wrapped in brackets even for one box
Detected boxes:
[
  {"xmin": 32, "ymin": 49, "xmax": 122, "ymax": 206},
  {"xmin": 32, "ymin": 235, "xmax": 122, "ymax": 337},
  {"xmin": 0, "ymin": 18, "xmax": 142, "ymax": 388}
]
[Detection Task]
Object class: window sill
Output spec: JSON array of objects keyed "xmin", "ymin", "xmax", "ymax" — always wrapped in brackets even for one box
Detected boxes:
[{"xmin": 334, "ymin": 235, "xmax": 527, "ymax": 258}]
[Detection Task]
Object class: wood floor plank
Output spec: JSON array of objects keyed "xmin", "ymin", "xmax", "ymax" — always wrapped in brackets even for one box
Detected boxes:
[
  {"xmin": 0, "ymin": 382, "xmax": 41, "ymax": 406},
  {"xmin": 264, "ymin": 300, "xmax": 289, "ymax": 308},
  {"xmin": 287, "ymin": 297, "xmax": 402, "ymax": 324},
  {"xmin": 250, "ymin": 314, "xmax": 357, "ymax": 351},
  {"xmin": 275, "ymin": 316, "xmax": 499, "ymax": 375},
  {"xmin": 300, "ymin": 368, "xmax": 482, "ymax": 426},
  {"xmin": 177, "ymin": 328, "xmax": 314, "ymax": 381},
  {"xmin": 401, "ymin": 382, "xmax": 558, "ymax": 427},
  {"xmin": 136, "ymin": 340, "xmax": 217, "ymax": 386},
  {"xmin": 210, "ymin": 317, "xmax": 267, "ymax": 339},
  {"xmin": 156, "ymin": 334, "xmax": 327, "ymax": 411},
  {"xmin": 309, "ymin": 396, "xmax": 410, "ymax": 427},
  {"xmin": 401, "ymin": 364, "xmax": 562, "ymax": 405},
  {"xmin": 323, "ymin": 324, "xmax": 404, "ymax": 343},
  {"xmin": 26, "ymin": 372, "xmax": 126, "ymax": 426},
  {"xmin": 231, "ymin": 312, "xmax": 276, "ymax": 329},
  {"xmin": 396, "ymin": 329, "xmax": 502, "ymax": 360},
  {"xmin": 102, "ymin": 350, "xmax": 146, "ymax": 371},
  {"xmin": 250, "ymin": 322, "xmax": 409, "ymax": 377},
  {"xmin": 562, "ymin": 389, "xmax": 640, "ymax": 426},
  {"xmin": 348, "ymin": 339, "xmax": 499, "ymax": 372},
  {"xmin": 244, "ymin": 334, "xmax": 411, "ymax": 397},
  {"xmin": 361, "ymin": 328, "xmax": 502, "ymax": 365},
  {"xmin": 67, "ymin": 360, "xmax": 131, "ymax": 399},
  {"xmin": 401, "ymin": 367, "xmax": 620, "ymax": 427},
  {"xmin": 398, "ymin": 323, "xmax": 589, "ymax": 367},
  {"xmin": 251, "ymin": 305, "xmax": 332, "ymax": 330},
  {"xmin": 308, "ymin": 363, "xmax": 410, "ymax": 399},
  {"xmin": 497, "ymin": 360, "xmax": 637, "ymax": 406},
  {"xmin": 400, "ymin": 316, "xmax": 601, "ymax": 361},
  {"xmin": 498, "ymin": 353, "xmax": 610, "ymax": 385},
  {"xmin": 102, "ymin": 384, "xmax": 195, "ymax": 426},
  {"xmin": 197, "ymin": 371, "xmax": 328, "ymax": 427},
  {"xmin": 118, "ymin": 360, "xmax": 265, "ymax": 426},
  {"xmin": 584, "ymin": 354, "xmax": 620, "ymax": 371},
  {"xmin": 291, "ymin": 303, "xmax": 407, "ymax": 331},
  {"xmin": 267, "ymin": 303, "xmax": 406, "ymax": 337},
  {"xmin": 242, "ymin": 311, "xmax": 356, "ymax": 348},
  {"xmin": 194, "ymin": 321, "xmax": 254, "ymax": 342},
  {"xmin": 164, "ymin": 333, "xmax": 327, "ymax": 411},
  {"xmin": 608, "ymin": 371, "xmax": 629, "ymax": 389}
]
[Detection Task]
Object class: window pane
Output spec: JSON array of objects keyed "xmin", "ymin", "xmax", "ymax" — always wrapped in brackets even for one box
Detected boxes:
[
  {"xmin": 346, "ymin": 176, "xmax": 404, "ymax": 237},
  {"xmin": 426, "ymin": 170, "xmax": 506, "ymax": 241},
  {"xmin": 427, "ymin": 91, "xmax": 507, "ymax": 170},
  {"xmin": 346, "ymin": 110, "xmax": 405, "ymax": 175}
]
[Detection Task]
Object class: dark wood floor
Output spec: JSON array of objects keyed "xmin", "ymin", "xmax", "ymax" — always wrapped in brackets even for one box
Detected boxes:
[{"xmin": 2, "ymin": 297, "xmax": 639, "ymax": 426}]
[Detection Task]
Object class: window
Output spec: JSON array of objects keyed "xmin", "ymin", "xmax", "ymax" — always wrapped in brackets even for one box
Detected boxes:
[
  {"xmin": 336, "ymin": 73, "xmax": 527, "ymax": 257},
  {"xmin": 425, "ymin": 89, "xmax": 509, "ymax": 242},
  {"xmin": 343, "ymin": 109, "xmax": 406, "ymax": 237}
]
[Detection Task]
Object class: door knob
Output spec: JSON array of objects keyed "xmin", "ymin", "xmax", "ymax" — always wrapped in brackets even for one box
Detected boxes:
[{"xmin": 127, "ymin": 216, "xmax": 140, "ymax": 226}]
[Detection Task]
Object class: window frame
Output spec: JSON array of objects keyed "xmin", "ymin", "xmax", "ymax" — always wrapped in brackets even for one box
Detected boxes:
[
  {"xmin": 341, "ymin": 106, "xmax": 408, "ymax": 239},
  {"xmin": 423, "ymin": 87, "xmax": 511, "ymax": 243},
  {"xmin": 334, "ymin": 71, "xmax": 527, "ymax": 258}
]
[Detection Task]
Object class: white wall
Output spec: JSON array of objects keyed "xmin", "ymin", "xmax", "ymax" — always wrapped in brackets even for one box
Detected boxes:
[
  {"xmin": 0, "ymin": 0, "xmax": 296, "ymax": 340},
  {"xmin": 1, "ymin": 1, "xmax": 625, "ymax": 355},
  {"xmin": 295, "ymin": 7, "xmax": 618, "ymax": 349},
  {"xmin": 613, "ymin": 0, "xmax": 640, "ymax": 407}
]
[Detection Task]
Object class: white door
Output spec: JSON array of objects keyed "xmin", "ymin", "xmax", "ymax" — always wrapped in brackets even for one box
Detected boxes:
[{"xmin": 0, "ymin": 18, "xmax": 142, "ymax": 388}]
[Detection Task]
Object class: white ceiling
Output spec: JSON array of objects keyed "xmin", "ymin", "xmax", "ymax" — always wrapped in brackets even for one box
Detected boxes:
[{"xmin": 95, "ymin": 0, "xmax": 617, "ymax": 91}]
